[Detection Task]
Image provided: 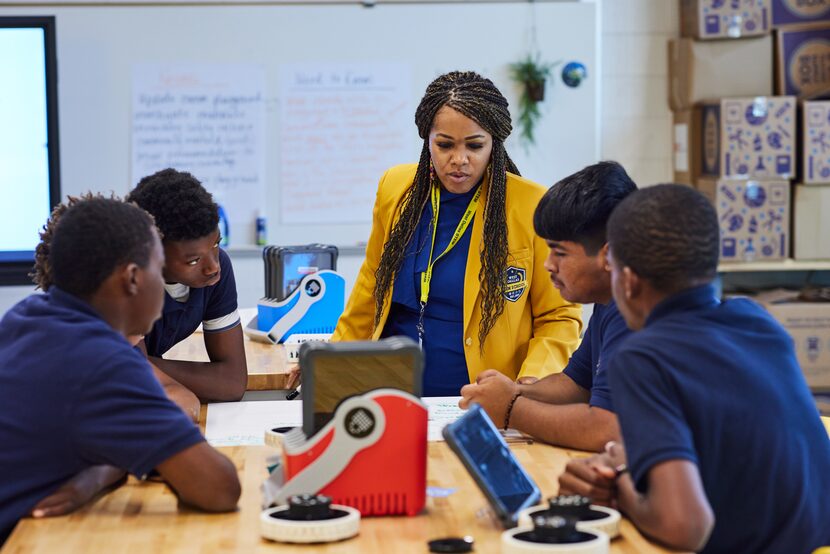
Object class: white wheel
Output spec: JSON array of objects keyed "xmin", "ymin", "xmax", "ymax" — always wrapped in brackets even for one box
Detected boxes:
[
  {"xmin": 501, "ymin": 527, "xmax": 608, "ymax": 554},
  {"xmin": 260, "ymin": 504, "xmax": 360, "ymax": 543},
  {"xmin": 517, "ymin": 506, "xmax": 620, "ymax": 539}
]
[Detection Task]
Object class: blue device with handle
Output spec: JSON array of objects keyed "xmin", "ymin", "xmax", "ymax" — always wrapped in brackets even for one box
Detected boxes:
[{"xmin": 244, "ymin": 270, "xmax": 345, "ymax": 344}]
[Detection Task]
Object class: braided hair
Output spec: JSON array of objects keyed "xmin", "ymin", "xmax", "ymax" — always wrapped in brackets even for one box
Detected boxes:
[{"xmin": 373, "ymin": 71, "xmax": 518, "ymax": 350}]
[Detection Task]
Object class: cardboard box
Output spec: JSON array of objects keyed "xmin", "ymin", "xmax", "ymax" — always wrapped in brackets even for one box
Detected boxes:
[
  {"xmin": 697, "ymin": 178, "xmax": 790, "ymax": 261},
  {"xmin": 803, "ymin": 100, "xmax": 830, "ymax": 182},
  {"xmin": 772, "ymin": 0, "xmax": 830, "ymax": 27},
  {"xmin": 752, "ymin": 289, "xmax": 830, "ymax": 390},
  {"xmin": 668, "ymin": 36, "xmax": 773, "ymax": 110},
  {"xmin": 674, "ymin": 108, "xmax": 702, "ymax": 185},
  {"xmin": 699, "ymin": 96, "xmax": 796, "ymax": 178},
  {"xmin": 681, "ymin": 0, "xmax": 771, "ymax": 39},
  {"xmin": 793, "ymin": 184, "xmax": 830, "ymax": 258},
  {"xmin": 775, "ymin": 24, "xmax": 830, "ymax": 99}
]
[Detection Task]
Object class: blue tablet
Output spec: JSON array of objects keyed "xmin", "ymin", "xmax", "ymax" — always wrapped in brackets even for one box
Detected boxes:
[{"xmin": 443, "ymin": 403, "xmax": 541, "ymax": 528}]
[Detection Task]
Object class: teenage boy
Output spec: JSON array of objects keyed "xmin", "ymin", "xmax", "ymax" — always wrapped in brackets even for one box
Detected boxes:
[
  {"xmin": 127, "ymin": 169, "xmax": 247, "ymax": 401},
  {"xmin": 559, "ymin": 184, "xmax": 830, "ymax": 553},
  {"xmin": 30, "ymin": 194, "xmax": 200, "ymax": 421},
  {"xmin": 0, "ymin": 198, "xmax": 240, "ymax": 543},
  {"xmin": 460, "ymin": 161, "xmax": 636, "ymax": 451}
]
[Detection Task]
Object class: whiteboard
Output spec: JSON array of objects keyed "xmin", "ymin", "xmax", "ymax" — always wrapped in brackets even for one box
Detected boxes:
[{"xmin": 2, "ymin": 1, "xmax": 599, "ymax": 249}]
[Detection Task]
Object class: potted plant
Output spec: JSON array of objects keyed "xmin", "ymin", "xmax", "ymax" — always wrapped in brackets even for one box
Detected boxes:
[{"xmin": 509, "ymin": 54, "xmax": 560, "ymax": 147}]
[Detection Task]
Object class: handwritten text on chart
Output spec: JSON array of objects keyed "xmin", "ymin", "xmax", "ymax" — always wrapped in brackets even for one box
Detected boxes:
[
  {"xmin": 131, "ymin": 65, "xmax": 266, "ymax": 245},
  {"xmin": 279, "ymin": 64, "xmax": 412, "ymax": 225}
]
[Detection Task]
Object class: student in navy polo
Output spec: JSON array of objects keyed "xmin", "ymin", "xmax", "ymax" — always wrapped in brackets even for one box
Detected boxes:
[
  {"xmin": 559, "ymin": 185, "xmax": 830, "ymax": 553},
  {"xmin": 0, "ymin": 197, "xmax": 240, "ymax": 544},
  {"xmin": 127, "ymin": 169, "xmax": 247, "ymax": 401},
  {"xmin": 29, "ymin": 194, "xmax": 200, "ymax": 422},
  {"xmin": 460, "ymin": 161, "xmax": 636, "ymax": 451}
]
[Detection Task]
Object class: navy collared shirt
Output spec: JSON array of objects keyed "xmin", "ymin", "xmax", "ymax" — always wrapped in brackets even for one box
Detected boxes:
[
  {"xmin": 563, "ymin": 300, "xmax": 630, "ymax": 412},
  {"xmin": 0, "ymin": 288, "xmax": 204, "ymax": 542},
  {"xmin": 609, "ymin": 284, "xmax": 830, "ymax": 553},
  {"xmin": 382, "ymin": 185, "xmax": 477, "ymax": 396},
  {"xmin": 144, "ymin": 248, "xmax": 239, "ymax": 356}
]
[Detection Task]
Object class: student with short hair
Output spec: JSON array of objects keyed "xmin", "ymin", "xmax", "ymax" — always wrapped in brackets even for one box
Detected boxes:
[
  {"xmin": 558, "ymin": 184, "xmax": 830, "ymax": 553},
  {"xmin": 460, "ymin": 161, "xmax": 635, "ymax": 451},
  {"xmin": 31, "ymin": 194, "xmax": 200, "ymax": 422},
  {"xmin": 0, "ymin": 197, "xmax": 240, "ymax": 543},
  {"xmin": 127, "ymin": 169, "xmax": 247, "ymax": 401}
]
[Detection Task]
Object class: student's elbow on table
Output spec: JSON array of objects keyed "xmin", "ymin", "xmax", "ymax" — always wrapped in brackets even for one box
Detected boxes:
[
  {"xmin": 652, "ymin": 502, "xmax": 714, "ymax": 552},
  {"xmin": 186, "ymin": 459, "xmax": 241, "ymax": 513}
]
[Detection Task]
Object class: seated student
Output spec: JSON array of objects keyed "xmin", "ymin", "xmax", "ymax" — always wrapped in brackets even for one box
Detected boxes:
[
  {"xmin": 127, "ymin": 169, "xmax": 247, "ymax": 402},
  {"xmin": 558, "ymin": 184, "xmax": 830, "ymax": 553},
  {"xmin": 460, "ymin": 161, "xmax": 636, "ymax": 451},
  {"xmin": 30, "ymin": 194, "xmax": 200, "ymax": 422},
  {"xmin": 0, "ymin": 197, "xmax": 240, "ymax": 543}
]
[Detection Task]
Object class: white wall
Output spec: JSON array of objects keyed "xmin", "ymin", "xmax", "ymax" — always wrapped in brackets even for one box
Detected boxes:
[
  {"xmin": 1, "ymin": 0, "xmax": 676, "ymax": 315},
  {"xmin": 600, "ymin": 0, "xmax": 676, "ymax": 186}
]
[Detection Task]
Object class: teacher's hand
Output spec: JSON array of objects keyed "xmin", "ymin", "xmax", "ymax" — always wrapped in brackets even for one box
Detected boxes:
[{"xmin": 459, "ymin": 370, "xmax": 519, "ymax": 425}]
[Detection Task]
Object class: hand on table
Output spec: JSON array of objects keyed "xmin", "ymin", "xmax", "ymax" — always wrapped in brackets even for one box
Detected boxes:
[
  {"xmin": 285, "ymin": 363, "xmax": 301, "ymax": 391},
  {"xmin": 30, "ymin": 465, "xmax": 126, "ymax": 518},
  {"xmin": 557, "ymin": 441, "xmax": 627, "ymax": 508},
  {"xmin": 459, "ymin": 369, "xmax": 520, "ymax": 425}
]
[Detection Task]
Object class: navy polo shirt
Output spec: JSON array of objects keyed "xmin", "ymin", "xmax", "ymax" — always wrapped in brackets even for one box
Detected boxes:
[
  {"xmin": 609, "ymin": 285, "xmax": 830, "ymax": 554},
  {"xmin": 562, "ymin": 301, "xmax": 629, "ymax": 412},
  {"xmin": 144, "ymin": 248, "xmax": 239, "ymax": 356},
  {"xmin": 382, "ymin": 185, "xmax": 477, "ymax": 396},
  {"xmin": 0, "ymin": 288, "xmax": 204, "ymax": 543}
]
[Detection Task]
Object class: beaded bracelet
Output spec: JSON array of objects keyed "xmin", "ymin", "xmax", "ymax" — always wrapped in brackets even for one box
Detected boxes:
[{"xmin": 503, "ymin": 391, "xmax": 522, "ymax": 431}]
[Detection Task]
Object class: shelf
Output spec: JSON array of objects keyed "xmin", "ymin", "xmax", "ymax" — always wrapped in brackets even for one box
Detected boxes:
[{"xmin": 718, "ymin": 260, "xmax": 830, "ymax": 273}]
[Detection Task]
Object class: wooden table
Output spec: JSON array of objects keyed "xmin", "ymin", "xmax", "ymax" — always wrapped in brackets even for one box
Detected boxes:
[
  {"xmin": 3, "ymin": 437, "xmax": 674, "ymax": 554},
  {"xmin": 165, "ymin": 331, "xmax": 290, "ymax": 391}
]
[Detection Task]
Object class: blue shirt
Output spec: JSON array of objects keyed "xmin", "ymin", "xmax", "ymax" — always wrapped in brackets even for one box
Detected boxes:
[
  {"xmin": 144, "ymin": 248, "xmax": 239, "ymax": 356},
  {"xmin": 609, "ymin": 285, "xmax": 830, "ymax": 554},
  {"xmin": 0, "ymin": 288, "xmax": 204, "ymax": 542},
  {"xmin": 563, "ymin": 301, "xmax": 629, "ymax": 412},
  {"xmin": 382, "ymin": 185, "xmax": 477, "ymax": 396}
]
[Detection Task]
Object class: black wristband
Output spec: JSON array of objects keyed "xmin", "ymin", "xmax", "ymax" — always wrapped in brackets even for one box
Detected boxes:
[
  {"xmin": 614, "ymin": 463, "xmax": 628, "ymax": 479},
  {"xmin": 503, "ymin": 392, "xmax": 522, "ymax": 431}
]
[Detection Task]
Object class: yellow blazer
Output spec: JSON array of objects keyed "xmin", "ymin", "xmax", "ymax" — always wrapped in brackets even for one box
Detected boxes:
[{"xmin": 333, "ymin": 164, "xmax": 582, "ymax": 381}]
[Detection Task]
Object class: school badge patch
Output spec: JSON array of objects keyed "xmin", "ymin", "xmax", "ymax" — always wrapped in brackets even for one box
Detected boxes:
[{"xmin": 504, "ymin": 266, "xmax": 527, "ymax": 302}]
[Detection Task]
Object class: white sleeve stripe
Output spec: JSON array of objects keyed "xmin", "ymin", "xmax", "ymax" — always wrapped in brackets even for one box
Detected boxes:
[{"xmin": 203, "ymin": 310, "xmax": 241, "ymax": 332}]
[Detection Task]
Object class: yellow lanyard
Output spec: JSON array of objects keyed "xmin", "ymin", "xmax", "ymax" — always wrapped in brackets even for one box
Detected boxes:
[{"xmin": 419, "ymin": 183, "xmax": 481, "ymax": 306}]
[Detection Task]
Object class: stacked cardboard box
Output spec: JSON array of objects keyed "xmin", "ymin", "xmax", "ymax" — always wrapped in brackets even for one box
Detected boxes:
[
  {"xmin": 794, "ymin": 100, "xmax": 830, "ymax": 259},
  {"xmin": 680, "ymin": 0, "xmax": 771, "ymax": 39},
  {"xmin": 672, "ymin": 1, "xmax": 830, "ymax": 264},
  {"xmin": 750, "ymin": 289, "xmax": 830, "ymax": 391}
]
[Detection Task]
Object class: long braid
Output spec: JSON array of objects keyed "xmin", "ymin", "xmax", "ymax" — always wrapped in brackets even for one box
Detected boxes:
[
  {"xmin": 372, "ymin": 143, "xmax": 432, "ymax": 330},
  {"xmin": 372, "ymin": 71, "xmax": 517, "ymax": 352}
]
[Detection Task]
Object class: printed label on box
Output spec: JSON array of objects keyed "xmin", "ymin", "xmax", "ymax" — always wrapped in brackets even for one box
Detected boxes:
[
  {"xmin": 805, "ymin": 101, "xmax": 830, "ymax": 182},
  {"xmin": 674, "ymin": 123, "xmax": 690, "ymax": 172},
  {"xmin": 772, "ymin": 0, "xmax": 830, "ymax": 26},
  {"xmin": 778, "ymin": 27, "xmax": 830, "ymax": 99},
  {"xmin": 710, "ymin": 96, "xmax": 795, "ymax": 178},
  {"xmin": 715, "ymin": 179, "xmax": 790, "ymax": 261},
  {"xmin": 698, "ymin": 0, "xmax": 771, "ymax": 38}
]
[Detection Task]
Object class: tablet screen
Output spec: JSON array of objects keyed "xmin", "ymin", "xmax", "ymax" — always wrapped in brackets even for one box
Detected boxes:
[
  {"xmin": 444, "ymin": 404, "xmax": 539, "ymax": 522},
  {"xmin": 280, "ymin": 251, "xmax": 334, "ymax": 300}
]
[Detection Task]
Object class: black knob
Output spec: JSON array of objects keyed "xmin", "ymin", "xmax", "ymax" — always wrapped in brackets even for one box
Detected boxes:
[
  {"xmin": 287, "ymin": 494, "xmax": 332, "ymax": 521},
  {"xmin": 547, "ymin": 495, "xmax": 592, "ymax": 519}
]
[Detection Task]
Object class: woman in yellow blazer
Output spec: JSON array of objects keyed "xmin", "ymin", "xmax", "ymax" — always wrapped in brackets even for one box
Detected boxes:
[{"xmin": 333, "ymin": 71, "xmax": 582, "ymax": 396}]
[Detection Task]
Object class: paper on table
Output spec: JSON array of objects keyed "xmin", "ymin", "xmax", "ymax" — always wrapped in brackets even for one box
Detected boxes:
[
  {"xmin": 423, "ymin": 397, "xmax": 524, "ymax": 442},
  {"xmin": 205, "ymin": 396, "xmax": 522, "ymax": 447},
  {"xmin": 205, "ymin": 400, "xmax": 301, "ymax": 447}
]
